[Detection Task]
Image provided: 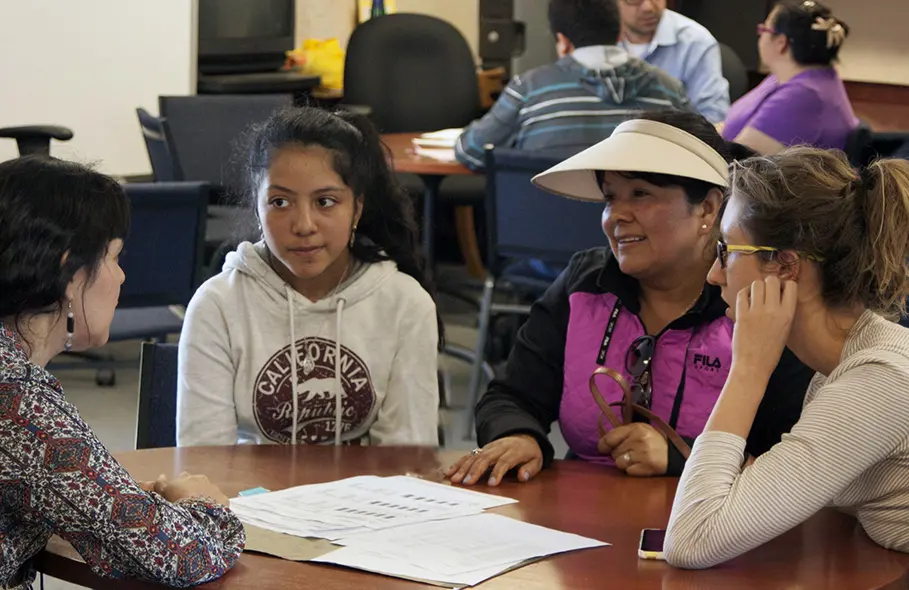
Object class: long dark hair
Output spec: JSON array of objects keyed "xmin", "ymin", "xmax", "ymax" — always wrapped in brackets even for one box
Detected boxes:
[
  {"xmin": 0, "ymin": 156, "xmax": 130, "ymax": 339},
  {"xmin": 240, "ymin": 106, "xmax": 443, "ymax": 348}
]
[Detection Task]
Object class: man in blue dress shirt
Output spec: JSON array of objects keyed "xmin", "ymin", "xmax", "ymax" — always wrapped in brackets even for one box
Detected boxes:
[{"xmin": 617, "ymin": 0, "xmax": 729, "ymax": 123}]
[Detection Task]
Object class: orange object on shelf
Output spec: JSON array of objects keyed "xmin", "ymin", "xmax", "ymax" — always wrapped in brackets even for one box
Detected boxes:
[{"xmin": 478, "ymin": 67, "xmax": 507, "ymax": 110}]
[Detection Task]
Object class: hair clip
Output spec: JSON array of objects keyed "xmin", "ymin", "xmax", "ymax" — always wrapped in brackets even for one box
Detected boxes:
[{"xmin": 811, "ymin": 16, "xmax": 846, "ymax": 48}]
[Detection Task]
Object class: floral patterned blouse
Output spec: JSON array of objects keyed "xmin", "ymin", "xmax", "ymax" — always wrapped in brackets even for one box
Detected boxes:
[{"xmin": 0, "ymin": 324, "xmax": 245, "ymax": 589}]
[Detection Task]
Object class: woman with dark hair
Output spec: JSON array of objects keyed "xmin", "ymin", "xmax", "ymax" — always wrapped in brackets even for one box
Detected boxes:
[
  {"xmin": 665, "ymin": 150, "xmax": 909, "ymax": 568},
  {"xmin": 177, "ymin": 107, "xmax": 440, "ymax": 447},
  {"xmin": 721, "ymin": 0, "xmax": 859, "ymax": 154},
  {"xmin": 446, "ymin": 110, "xmax": 814, "ymax": 487},
  {"xmin": 0, "ymin": 157, "xmax": 244, "ymax": 589}
]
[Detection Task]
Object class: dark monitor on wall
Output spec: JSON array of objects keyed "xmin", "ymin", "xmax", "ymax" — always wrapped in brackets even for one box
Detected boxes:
[{"xmin": 198, "ymin": 0, "xmax": 295, "ymax": 75}]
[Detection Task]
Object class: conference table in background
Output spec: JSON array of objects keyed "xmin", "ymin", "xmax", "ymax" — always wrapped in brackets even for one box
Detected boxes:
[
  {"xmin": 381, "ymin": 133, "xmax": 485, "ymax": 279},
  {"xmin": 38, "ymin": 446, "xmax": 909, "ymax": 590}
]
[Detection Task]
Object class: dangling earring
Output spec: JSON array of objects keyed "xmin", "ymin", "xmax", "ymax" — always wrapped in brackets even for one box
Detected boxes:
[
  {"xmin": 349, "ymin": 225, "xmax": 357, "ymax": 249},
  {"xmin": 64, "ymin": 302, "xmax": 75, "ymax": 352}
]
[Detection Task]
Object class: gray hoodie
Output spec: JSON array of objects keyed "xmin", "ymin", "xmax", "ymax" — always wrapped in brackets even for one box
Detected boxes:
[{"xmin": 176, "ymin": 241, "xmax": 439, "ymax": 447}]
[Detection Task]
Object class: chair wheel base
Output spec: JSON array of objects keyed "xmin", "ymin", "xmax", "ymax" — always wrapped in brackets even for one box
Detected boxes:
[{"xmin": 95, "ymin": 370, "xmax": 116, "ymax": 387}]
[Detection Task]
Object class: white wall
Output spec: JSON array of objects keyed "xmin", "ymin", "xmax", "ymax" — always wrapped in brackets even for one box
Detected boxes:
[
  {"xmin": 824, "ymin": 0, "xmax": 909, "ymax": 85},
  {"xmin": 396, "ymin": 0, "xmax": 479, "ymax": 61},
  {"xmin": 0, "ymin": 0, "xmax": 197, "ymax": 176},
  {"xmin": 295, "ymin": 0, "xmax": 479, "ymax": 61},
  {"xmin": 295, "ymin": 1, "xmax": 357, "ymax": 49}
]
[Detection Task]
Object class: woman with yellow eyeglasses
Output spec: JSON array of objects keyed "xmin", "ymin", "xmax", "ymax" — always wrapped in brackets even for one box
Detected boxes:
[{"xmin": 665, "ymin": 148, "xmax": 909, "ymax": 567}]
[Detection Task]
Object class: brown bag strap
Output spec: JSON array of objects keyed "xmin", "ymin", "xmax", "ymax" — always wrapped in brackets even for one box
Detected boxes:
[
  {"xmin": 589, "ymin": 367, "xmax": 629, "ymax": 428},
  {"xmin": 588, "ymin": 367, "xmax": 691, "ymax": 460}
]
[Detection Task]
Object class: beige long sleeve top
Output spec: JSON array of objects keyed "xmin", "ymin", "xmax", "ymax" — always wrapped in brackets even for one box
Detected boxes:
[{"xmin": 665, "ymin": 311, "xmax": 909, "ymax": 569}]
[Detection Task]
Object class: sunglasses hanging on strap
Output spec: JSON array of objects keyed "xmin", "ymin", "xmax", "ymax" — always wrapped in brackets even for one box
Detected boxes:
[{"xmin": 589, "ymin": 367, "xmax": 692, "ymax": 459}]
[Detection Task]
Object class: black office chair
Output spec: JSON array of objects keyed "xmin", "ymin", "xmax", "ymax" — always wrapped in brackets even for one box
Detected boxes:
[
  {"xmin": 461, "ymin": 147, "xmax": 607, "ymax": 437},
  {"xmin": 345, "ymin": 13, "xmax": 487, "ymax": 266},
  {"xmin": 343, "ymin": 13, "xmax": 480, "ymax": 134},
  {"xmin": 719, "ymin": 43, "xmax": 748, "ymax": 103},
  {"xmin": 0, "ymin": 125, "xmax": 73, "ymax": 156},
  {"xmin": 136, "ymin": 342, "xmax": 179, "ymax": 449},
  {"xmin": 136, "ymin": 108, "xmax": 179, "ymax": 181},
  {"xmin": 50, "ymin": 182, "xmax": 209, "ymax": 385},
  {"xmin": 158, "ymin": 94, "xmax": 292, "ymax": 186},
  {"xmin": 114, "ymin": 181, "xmax": 209, "ymax": 312},
  {"xmin": 154, "ymin": 95, "xmax": 287, "ymax": 265},
  {"xmin": 844, "ymin": 120, "xmax": 874, "ymax": 168}
]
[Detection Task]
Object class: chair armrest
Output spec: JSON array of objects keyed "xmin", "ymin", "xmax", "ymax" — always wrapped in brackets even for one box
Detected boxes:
[{"xmin": 0, "ymin": 125, "xmax": 74, "ymax": 141}]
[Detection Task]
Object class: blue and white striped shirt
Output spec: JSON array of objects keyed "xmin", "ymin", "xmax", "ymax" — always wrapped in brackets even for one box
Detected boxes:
[{"xmin": 455, "ymin": 53, "xmax": 690, "ymax": 170}]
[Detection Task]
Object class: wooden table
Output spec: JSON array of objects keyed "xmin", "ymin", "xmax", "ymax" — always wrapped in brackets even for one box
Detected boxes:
[
  {"xmin": 38, "ymin": 446, "xmax": 909, "ymax": 589},
  {"xmin": 381, "ymin": 133, "xmax": 485, "ymax": 279}
]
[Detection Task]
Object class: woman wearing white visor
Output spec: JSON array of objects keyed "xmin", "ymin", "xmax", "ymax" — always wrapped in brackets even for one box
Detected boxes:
[{"xmin": 447, "ymin": 111, "xmax": 814, "ymax": 487}]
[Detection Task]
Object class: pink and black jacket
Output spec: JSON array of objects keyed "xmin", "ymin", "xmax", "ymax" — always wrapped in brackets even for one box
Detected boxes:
[{"xmin": 476, "ymin": 248, "xmax": 814, "ymax": 475}]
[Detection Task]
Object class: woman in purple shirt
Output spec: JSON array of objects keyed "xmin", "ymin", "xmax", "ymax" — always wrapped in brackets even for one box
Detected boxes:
[{"xmin": 721, "ymin": 0, "xmax": 859, "ymax": 155}]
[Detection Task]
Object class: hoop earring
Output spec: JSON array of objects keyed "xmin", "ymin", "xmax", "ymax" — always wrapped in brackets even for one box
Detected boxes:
[{"xmin": 64, "ymin": 302, "xmax": 75, "ymax": 352}]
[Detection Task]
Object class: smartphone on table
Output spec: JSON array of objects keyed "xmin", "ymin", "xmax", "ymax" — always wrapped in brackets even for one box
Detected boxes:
[{"xmin": 638, "ymin": 528, "xmax": 666, "ymax": 560}]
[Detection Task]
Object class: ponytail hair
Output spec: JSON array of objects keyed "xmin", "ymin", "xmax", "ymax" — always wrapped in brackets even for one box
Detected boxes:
[
  {"xmin": 730, "ymin": 147, "xmax": 909, "ymax": 318},
  {"xmin": 855, "ymin": 159, "xmax": 909, "ymax": 316},
  {"xmin": 240, "ymin": 106, "xmax": 444, "ymax": 348}
]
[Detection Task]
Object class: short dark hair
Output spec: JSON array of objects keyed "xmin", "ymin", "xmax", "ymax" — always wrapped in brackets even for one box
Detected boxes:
[
  {"xmin": 548, "ymin": 0, "xmax": 621, "ymax": 48},
  {"xmin": 596, "ymin": 110, "xmax": 734, "ymax": 206},
  {"xmin": 772, "ymin": 0, "xmax": 849, "ymax": 66},
  {"xmin": 0, "ymin": 156, "xmax": 130, "ymax": 328}
]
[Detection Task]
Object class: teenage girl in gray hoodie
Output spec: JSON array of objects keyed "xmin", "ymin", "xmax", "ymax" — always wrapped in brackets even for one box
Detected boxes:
[{"xmin": 177, "ymin": 108, "xmax": 442, "ymax": 448}]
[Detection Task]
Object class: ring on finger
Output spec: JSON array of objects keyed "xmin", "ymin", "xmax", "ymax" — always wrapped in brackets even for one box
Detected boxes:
[
  {"xmin": 622, "ymin": 452, "xmax": 632, "ymax": 464},
  {"xmin": 470, "ymin": 448, "xmax": 483, "ymax": 456}
]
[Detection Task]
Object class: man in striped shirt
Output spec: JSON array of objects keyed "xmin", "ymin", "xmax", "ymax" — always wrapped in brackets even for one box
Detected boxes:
[{"xmin": 455, "ymin": 0, "xmax": 691, "ymax": 171}]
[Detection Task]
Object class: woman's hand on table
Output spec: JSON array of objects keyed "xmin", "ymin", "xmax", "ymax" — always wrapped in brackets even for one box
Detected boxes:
[
  {"xmin": 445, "ymin": 434, "xmax": 544, "ymax": 487},
  {"xmin": 598, "ymin": 423, "xmax": 668, "ymax": 476},
  {"xmin": 153, "ymin": 472, "xmax": 231, "ymax": 507}
]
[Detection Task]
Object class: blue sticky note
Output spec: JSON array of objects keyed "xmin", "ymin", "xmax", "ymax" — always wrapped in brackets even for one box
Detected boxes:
[{"xmin": 238, "ymin": 486, "xmax": 270, "ymax": 497}]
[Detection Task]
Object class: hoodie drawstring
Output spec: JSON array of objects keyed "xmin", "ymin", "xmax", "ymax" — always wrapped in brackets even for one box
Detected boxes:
[
  {"xmin": 286, "ymin": 285, "xmax": 347, "ymax": 447},
  {"xmin": 334, "ymin": 298, "xmax": 346, "ymax": 446},
  {"xmin": 603, "ymin": 74, "xmax": 625, "ymax": 104},
  {"xmin": 287, "ymin": 286, "xmax": 300, "ymax": 446}
]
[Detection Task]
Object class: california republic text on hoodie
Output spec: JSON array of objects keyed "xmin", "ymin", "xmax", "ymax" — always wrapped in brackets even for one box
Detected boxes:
[{"xmin": 176, "ymin": 241, "xmax": 439, "ymax": 447}]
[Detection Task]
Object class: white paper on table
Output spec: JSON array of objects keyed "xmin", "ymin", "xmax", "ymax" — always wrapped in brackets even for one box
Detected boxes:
[
  {"xmin": 375, "ymin": 476, "xmax": 517, "ymax": 511},
  {"xmin": 315, "ymin": 547, "xmax": 510, "ymax": 587},
  {"xmin": 412, "ymin": 128, "xmax": 463, "ymax": 148},
  {"xmin": 314, "ymin": 513, "xmax": 609, "ymax": 586},
  {"xmin": 230, "ymin": 475, "xmax": 516, "ymax": 540}
]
